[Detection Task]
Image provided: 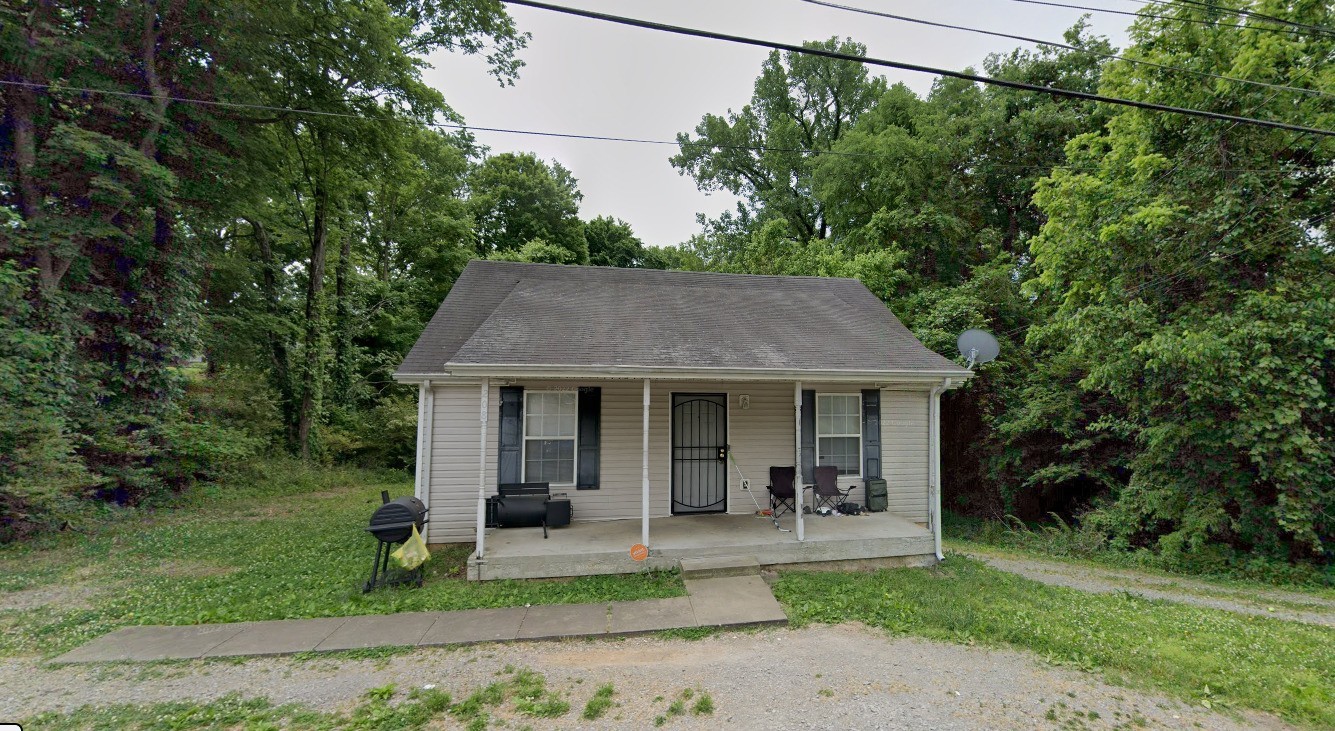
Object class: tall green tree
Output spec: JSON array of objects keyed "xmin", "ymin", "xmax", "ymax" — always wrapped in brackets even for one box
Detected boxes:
[
  {"xmin": 2, "ymin": 0, "xmax": 235, "ymax": 507},
  {"xmin": 585, "ymin": 215, "xmax": 651, "ymax": 267},
  {"xmin": 672, "ymin": 37, "xmax": 886, "ymax": 242},
  {"xmin": 1023, "ymin": 2, "xmax": 1334, "ymax": 559},
  {"xmin": 217, "ymin": 0, "xmax": 524, "ymax": 458},
  {"xmin": 1, "ymin": 0, "xmax": 525, "ymax": 532},
  {"xmin": 468, "ymin": 152, "xmax": 588, "ymax": 263}
]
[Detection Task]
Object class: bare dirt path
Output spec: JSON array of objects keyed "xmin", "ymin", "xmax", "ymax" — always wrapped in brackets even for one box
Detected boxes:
[
  {"xmin": 962, "ymin": 550, "xmax": 1335, "ymax": 628},
  {"xmin": 5, "ymin": 624, "xmax": 1292, "ymax": 730}
]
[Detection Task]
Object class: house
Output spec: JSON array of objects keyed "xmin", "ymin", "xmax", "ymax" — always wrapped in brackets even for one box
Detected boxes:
[{"xmin": 394, "ymin": 260, "xmax": 970, "ymax": 580}]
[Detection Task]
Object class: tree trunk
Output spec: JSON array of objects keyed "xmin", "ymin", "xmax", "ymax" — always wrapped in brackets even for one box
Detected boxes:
[
  {"xmin": 138, "ymin": 1, "xmax": 169, "ymax": 155},
  {"xmin": 332, "ymin": 232, "xmax": 354, "ymax": 402},
  {"xmin": 6, "ymin": 1, "xmax": 57, "ymax": 283},
  {"xmin": 297, "ymin": 176, "xmax": 329, "ymax": 460},
  {"xmin": 249, "ymin": 217, "xmax": 296, "ymax": 445}
]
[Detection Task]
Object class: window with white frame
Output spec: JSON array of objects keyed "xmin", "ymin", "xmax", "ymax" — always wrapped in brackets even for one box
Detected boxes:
[
  {"xmin": 816, "ymin": 394, "xmax": 862, "ymax": 476},
  {"xmin": 523, "ymin": 390, "xmax": 577, "ymax": 485}
]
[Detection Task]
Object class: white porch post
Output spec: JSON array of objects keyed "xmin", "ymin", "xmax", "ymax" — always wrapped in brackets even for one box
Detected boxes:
[
  {"xmin": 794, "ymin": 381, "xmax": 804, "ymax": 542},
  {"xmin": 929, "ymin": 378, "xmax": 951, "ymax": 561},
  {"xmin": 475, "ymin": 378, "xmax": 490, "ymax": 559},
  {"xmin": 417, "ymin": 380, "xmax": 434, "ymax": 543},
  {"xmin": 641, "ymin": 378, "xmax": 651, "ymax": 549}
]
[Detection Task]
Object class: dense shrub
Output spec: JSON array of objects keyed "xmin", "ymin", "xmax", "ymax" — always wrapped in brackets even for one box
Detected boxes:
[
  {"xmin": 323, "ymin": 392, "xmax": 418, "ymax": 469},
  {"xmin": 0, "ymin": 265, "xmax": 88, "ymax": 540}
]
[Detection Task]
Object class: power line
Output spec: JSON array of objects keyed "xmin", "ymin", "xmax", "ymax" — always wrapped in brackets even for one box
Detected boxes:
[
  {"xmin": 796, "ymin": 0, "xmax": 1333, "ymax": 101},
  {"xmin": 1001, "ymin": 0, "xmax": 1335, "ymax": 38},
  {"xmin": 500, "ymin": 0, "xmax": 1335, "ymax": 138},
  {"xmin": 0, "ymin": 78, "xmax": 1317, "ymax": 176}
]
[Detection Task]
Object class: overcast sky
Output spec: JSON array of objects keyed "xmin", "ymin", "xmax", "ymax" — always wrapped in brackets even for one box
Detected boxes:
[{"xmin": 422, "ymin": 1, "xmax": 1135, "ymax": 248}]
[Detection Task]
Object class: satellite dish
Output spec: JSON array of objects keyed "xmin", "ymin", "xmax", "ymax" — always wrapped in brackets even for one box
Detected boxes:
[{"xmin": 957, "ymin": 329, "xmax": 999, "ymax": 369}]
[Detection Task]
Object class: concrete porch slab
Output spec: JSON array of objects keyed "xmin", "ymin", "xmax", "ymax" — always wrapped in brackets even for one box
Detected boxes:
[
  {"xmin": 204, "ymin": 617, "xmax": 348, "ymax": 658},
  {"xmin": 517, "ymin": 602, "xmax": 610, "ymax": 640},
  {"xmin": 685, "ymin": 575, "xmax": 788, "ymax": 627},
  {"xmin": 314, "ymin": 611, "xmax": 437, "ymax": 652},
  {"xmin": 471, "ymin": 511, "xmax": 934, "ymax": 580},
  {"xmin": 419, "ymin": 606, "xmax": 529, "ymax": 646}
]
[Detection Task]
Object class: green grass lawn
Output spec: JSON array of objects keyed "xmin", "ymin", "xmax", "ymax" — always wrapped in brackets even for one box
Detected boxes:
[
  {"xmin": 0, "ymin": 461, "xmax": 683, "ymax": 658},
  {"xmin": 772, "ymin": 558, "xmax": 1335, "ymax": 728}
]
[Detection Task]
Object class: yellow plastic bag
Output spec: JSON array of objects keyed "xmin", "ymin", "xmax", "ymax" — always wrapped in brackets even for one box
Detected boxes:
[{"xmin": 391, "ymin": 525, "xmax": 431, "ymax": 570}]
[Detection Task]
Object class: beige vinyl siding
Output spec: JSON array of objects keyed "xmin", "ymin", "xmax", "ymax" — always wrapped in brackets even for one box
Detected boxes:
[
  {"xmin": 880, "ymin": 389, "xmax": 931, "ymax": 523},
  {"xmin": 423, "ymin": 379, "xmax": 935, "ymax": 541},
  {"xmin": 573, "ymin": 380, "xmax": 661, "ymax": 520},
  {"xmin": 427, "ymin": 383, "xmax": 488, "ymax": 542}
]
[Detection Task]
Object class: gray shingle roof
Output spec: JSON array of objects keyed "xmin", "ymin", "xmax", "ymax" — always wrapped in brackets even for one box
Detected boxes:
[{"xmin": 396, "ymin": 260, "xmax": 969, "ymax": 376}]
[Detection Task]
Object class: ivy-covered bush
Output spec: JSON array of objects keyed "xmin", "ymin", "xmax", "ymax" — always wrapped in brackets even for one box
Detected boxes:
[{"xmin": 0, "ymin": 265, "xmax": 88, "ymax": 540}]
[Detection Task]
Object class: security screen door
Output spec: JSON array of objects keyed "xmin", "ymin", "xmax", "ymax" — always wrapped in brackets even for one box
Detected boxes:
[{"xmin": 671, "ymin": 393, "xmax": 728, "ymax": 514}]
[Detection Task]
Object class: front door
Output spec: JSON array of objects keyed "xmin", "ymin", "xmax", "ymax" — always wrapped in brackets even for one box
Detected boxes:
[{"xmin": 671, "ymin": 393, "xmax": 728, "ymax": 514}]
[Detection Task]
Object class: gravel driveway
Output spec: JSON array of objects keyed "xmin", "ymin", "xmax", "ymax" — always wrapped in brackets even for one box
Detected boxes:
[
  {"xmin": 6, "ymin": 623, "xmax": 1293, "ymax": 730},
  {"xmin": 964, "ymin": 551, "xmax": 1335, "ymax": 627}
]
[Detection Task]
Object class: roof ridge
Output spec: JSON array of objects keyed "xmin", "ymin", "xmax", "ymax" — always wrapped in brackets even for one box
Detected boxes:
[{"xmin": 464, "ymin": 259, "xmax": 865, "ymax": 284}]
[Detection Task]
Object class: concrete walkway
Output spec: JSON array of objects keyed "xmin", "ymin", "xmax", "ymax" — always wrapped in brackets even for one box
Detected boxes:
[{"xmin": 52, "ymin": 576, "xmax": 787, "ymax": 664}]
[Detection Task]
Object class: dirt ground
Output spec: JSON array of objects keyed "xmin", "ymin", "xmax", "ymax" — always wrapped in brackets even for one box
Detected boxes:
[{"xmin": 4, "ymin": 623, "xmax": 1294, "ymax": 730}]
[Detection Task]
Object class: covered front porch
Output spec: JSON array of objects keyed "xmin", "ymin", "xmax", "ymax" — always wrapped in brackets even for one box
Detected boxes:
[{"xmin": 468, "ymin": 511, "xmax": 935, "ymax": 580}]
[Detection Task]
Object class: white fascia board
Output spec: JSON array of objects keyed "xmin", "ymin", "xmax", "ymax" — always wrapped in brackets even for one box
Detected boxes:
[{"xmin": 410, "ymin": 363, "xmax": 973, "ymax": 384}]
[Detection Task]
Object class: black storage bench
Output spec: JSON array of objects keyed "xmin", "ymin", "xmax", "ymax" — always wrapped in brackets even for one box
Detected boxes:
[{"xmin": 490, "ymin": 483, "xmax": 572, "ymax": 538}]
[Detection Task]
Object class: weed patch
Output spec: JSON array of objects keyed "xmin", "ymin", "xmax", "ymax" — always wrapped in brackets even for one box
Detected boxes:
[
  {"xmin": 581, "ymin": 683, "xmax": 616, "ymax": 720},
  {"xmin": 23, "ymin": 686, "xmax": 456, "ymax": 731}
]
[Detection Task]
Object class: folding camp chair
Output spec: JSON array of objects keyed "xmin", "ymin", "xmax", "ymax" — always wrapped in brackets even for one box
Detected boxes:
[
  {"xmin": 767, "ymin": 466, "xmax": 798, "ymax": 520},
  {"xmin": 812, "ymin": 465, "xmax": 853, "ymax": 512}
]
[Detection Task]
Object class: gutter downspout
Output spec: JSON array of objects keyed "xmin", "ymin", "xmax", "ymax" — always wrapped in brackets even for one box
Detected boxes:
[
  {"xmin": 418, "ymin": 380, "xmax": 434, "ymax": 543},
  {"xmin": 929, "ymin": 377, "xmax": 952, "ymax": 562},
  {"xmin": 414, "ymin": 380, "xmax": 428, "ymax": 526}
]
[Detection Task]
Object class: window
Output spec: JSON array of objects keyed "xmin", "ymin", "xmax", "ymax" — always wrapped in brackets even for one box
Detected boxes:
[
  {"xmin": 816, "ymin": 394, "xmax": 861, "ymax": 476},
  {"xmin": 523, "ymin": 390, "xmax": 577, "ymax": 485}
]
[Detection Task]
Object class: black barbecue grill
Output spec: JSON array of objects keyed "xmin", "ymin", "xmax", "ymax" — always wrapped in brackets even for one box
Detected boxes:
[
  {"xmin": 364, "ymin": 490, "xmax": 428, "ymax": 592},
  {"xmin": 488, "ymin": 482, "xmax": 572, "ymax": 538}
]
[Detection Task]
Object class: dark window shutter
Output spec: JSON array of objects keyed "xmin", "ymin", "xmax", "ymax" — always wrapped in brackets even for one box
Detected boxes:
[
  {"xmin": 498, "ymin": 387, "xmax": 523, "ymax": 485},
  {"xmin": 577, "ymin": 387, "xmax": 601, "ymax": 489},
  {"xmin": 862, "ymin": 389, "xmax": 881, "ymax": 479},
  {"xmin": 801, "ymin": 389, "xmax": 816, "ymax": 483}
]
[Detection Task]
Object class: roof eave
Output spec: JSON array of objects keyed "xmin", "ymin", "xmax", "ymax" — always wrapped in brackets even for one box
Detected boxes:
[{"xmin": 394, "ymin": 363, "xmax": 972, "ymax": 384}]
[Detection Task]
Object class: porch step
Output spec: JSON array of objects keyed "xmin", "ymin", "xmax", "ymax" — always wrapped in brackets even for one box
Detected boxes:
[{"xmin": 679, "ymin": 555, "xmax": 761, "ymax": 579}]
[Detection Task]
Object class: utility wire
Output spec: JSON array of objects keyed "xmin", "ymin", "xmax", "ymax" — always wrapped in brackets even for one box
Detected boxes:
[
  {"xmin": 1134, "ymin": 0, "xmax": 1335, "ymax": 37},
  {"xmin": 1001, "ymin": 0, "xmax": 1335, "ymax": 38},
  {"xmin": 501, "ymin": 0, "xmax": 1335, "ymax": 137},
  {"xmin": 0, "ymin": 78, "xmax": 1316, "ymax": 175},
  {"xmin": 796, "ymin": 0, "xmax": 1333, "ymax": 100}
]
